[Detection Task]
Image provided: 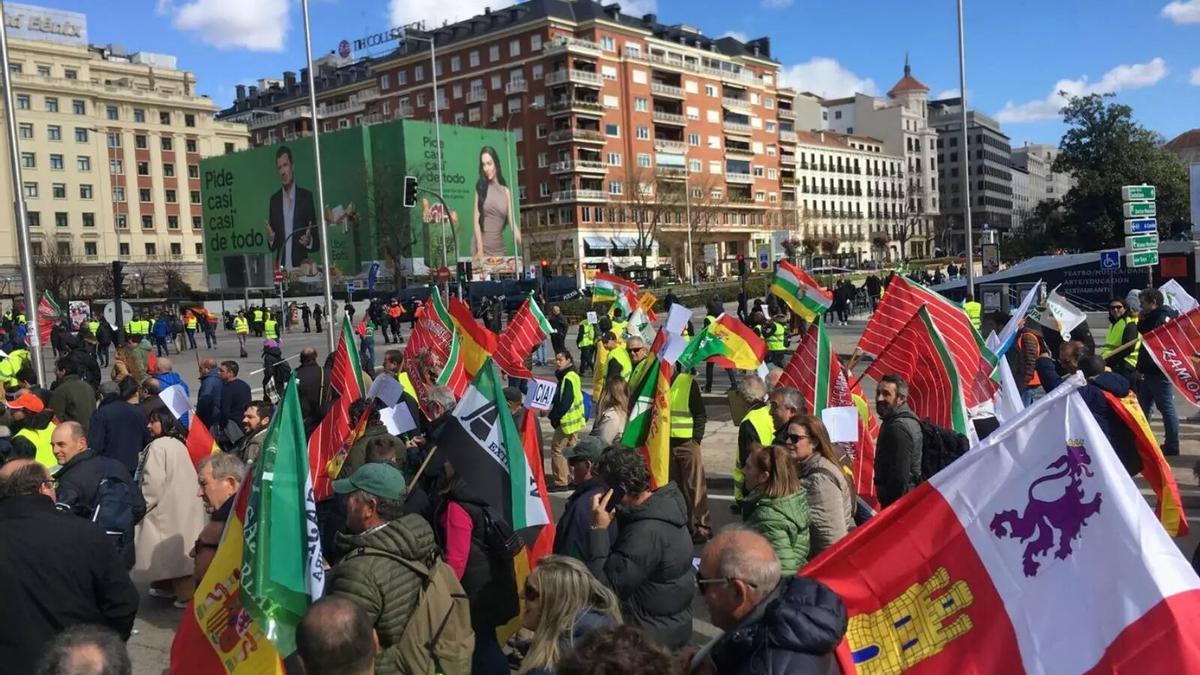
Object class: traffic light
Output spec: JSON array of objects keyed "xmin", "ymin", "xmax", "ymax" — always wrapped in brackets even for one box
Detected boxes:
[
  {"xmin": 455, "ymin": 260, "xmax": 472, "ymax": 285},
  {"xmin": 541, "ymin": 259, "xmax": 551, "ymax": 281},
  {"xmin": 111, "ymin": 260, "xmax": 126, "ymax": 294},
  {"xmin": 737, "ymin": 254, "xmax": 747, "ymax": 278},
  {"xmin": 402, "ymin": 176, "xmax": 418, "ymax": 208}
]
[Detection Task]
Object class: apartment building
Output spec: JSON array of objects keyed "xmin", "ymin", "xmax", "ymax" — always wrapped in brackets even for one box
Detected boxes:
[
  {"xmin": 1010, "ymin": 142, "xmax": 1073, "ymax": 208},
  {"xmin": 0, "ymin": 3, "xmax": 249, "ymax": 291},
  {"xmin": 220, "ymin": 0, "xmax": 812, "ymax": 280},
  {"xmin": 928, "ymin": 97, "xmax": 1014, "ymax": 249}
]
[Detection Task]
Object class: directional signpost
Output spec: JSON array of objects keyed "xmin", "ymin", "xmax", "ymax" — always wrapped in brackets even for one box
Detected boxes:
[{"xmin": 1122, "ymin": 185, "xmax": 1157, "ymax": 274}]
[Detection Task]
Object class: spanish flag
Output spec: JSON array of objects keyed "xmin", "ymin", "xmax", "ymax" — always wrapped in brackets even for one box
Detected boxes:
[
  {"xmin": 448, "ymin": 295, "xmax": 497, "ymax": 378},
  {"xmin": 1102, "ymin": 390, "xmax": 1190, "ymax": 537},
  {"xmin": 184, "ymin": 419, "xmax": 220, "ymax": 471}
]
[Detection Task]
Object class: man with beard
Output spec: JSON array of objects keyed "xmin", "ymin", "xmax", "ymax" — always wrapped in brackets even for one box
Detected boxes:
[{"xmin": 873, "ymin": 374, "xmax": 923, "ymax": 508}]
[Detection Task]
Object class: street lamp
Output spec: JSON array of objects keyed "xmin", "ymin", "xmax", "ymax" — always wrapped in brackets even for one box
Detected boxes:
[
  {"xmin": 400, "ymin": 28, "xmax": 448, "ymax": 267},
  {"xmin": 300, "ymin": 0, "xmax": 336, "ymax": 355}
]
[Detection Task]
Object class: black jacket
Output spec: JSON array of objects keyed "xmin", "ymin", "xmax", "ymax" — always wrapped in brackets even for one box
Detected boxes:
[
  {"xmin": 1137, "ymin": 305, "xmax": 1178, "ymax": 374},
  {"xmin": 220, "ymin": 378, "xmax": 252, "ymax": 431},
  {"xmin": 268, "ymin": 184, "xmax": 319, "ymax": 268},
  {"xmin": 0, "ymin": 495, "xmax": 139, "ymax": 674},
  {"xmin": 434, "ymin": 485, "xmax": 519, "ymax": 629},
  {"xmin": 549, "ymin": 367, "xmax": 578, "ymax": 428},
  {"xmin": 708, "ymin": 576, "xmax": 847, "ymax": 675},
  {"xmin": 1037, "ymin": 358, "xmax": 1142, "ymax": 475},
  {"xmin": 553, "ymin": 477, "xmax": 612, "ymax": 560},
  {"xmin": 262, "ymin": 345, "xmax": 292, "ymax": 395},
  {"xmin": 53, "ymin": 448, "xmax": 141, "ymax": 523},
  {"xmin": 295, "ymin": 362, "xmax": 327, "ymax": 434},
  {"xmin": 585, "ymin": 482, "xmax": 695, "ymax": 649},
  {"xmin": 549, "ymin": 315, "xmax": 568, "ymax": 352},
  {"xmin": 875, "ymin": 404, "xmax": 922, "ymax": 507},
  {"xmin": 88, "ymin": 398, "xmax": 151, "ymax": 475}
]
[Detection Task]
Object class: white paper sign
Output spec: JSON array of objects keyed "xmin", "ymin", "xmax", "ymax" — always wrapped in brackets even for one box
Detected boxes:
[
  {"xmin": 659, "ymin": 332, "xmax": 688, "ymax": 365},
  {"xmin": 1160, "ymin": 279, "xmax": 1199, "ymax": 314},
  {"xmin": 821, "ymin": 406, "xmax": 859, "ymax": 443},
  {"xmin": 366, "ymin": 374, "xmax": 404, "ymax": 407},
  {"xmin": 759, "ymin": 304, "xmax": 770, "ymax": 318},
  {"xmin": 665, "ymin": 304, "xmax": 693, "ymax": 336},
  {"xmin": 524, "ymin": 378, "xmax": 558, "ymax": 412},
  {"xmin": 159, "ymin": 383, "xmax": 192, "ymax": 422},
  {"xmin": 586, "ymin": 311, "xmax": 599, "ymax": 324},
  {"xmin": 381, "ymin": 403, "xmax": 419, "ymax": 435}
]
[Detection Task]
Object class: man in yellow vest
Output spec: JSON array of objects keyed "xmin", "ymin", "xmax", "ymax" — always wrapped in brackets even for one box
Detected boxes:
[
  {"xmin": 602, "ymin": 331, "xmax": 631, "ymax": 383},
  {"xmin": 576, "ymin": 318, "xmax": 596, "ymax": 376},
  {"xmin": 184, "ymin": 311, "xmax": 199, "ymax": 350},
  {"xmin": 763, "ymin": 313, "xmax": 789, "ymax": 367},
  {"xmin": 735, "ymin": 375, "xmax": 775, "ymax": 511},
  {"xmin": 963, "ymin": 293, "xmax": 982, "ymax": 331},
  {"xmin": 263, "ymin": 312, "xmax": 279, "ymax": 341},
  {"xmin": 625, "ymin": 336, "xmax": 654, "ymax": 394},
  {"xmin": 609, "ymin": 306, "xmax": 628, "ymax": 342},
  {"xmin": 252, "ymin": 307, "xmax": 264, "ymax": 337},
  {"xmin": 1103, "ymin": 297, "xmax": 1140, "ymax": 381},
  {"xmin": 668, "ymin": 370, "xmax": 711, "ymax": 543},
  {"xmin": 234, "ymin": 311, "xmax": 250, "ymax": 358},
  {"xmin": 548, "ymin": 350, "xmax": 586, "ymax": 491}
]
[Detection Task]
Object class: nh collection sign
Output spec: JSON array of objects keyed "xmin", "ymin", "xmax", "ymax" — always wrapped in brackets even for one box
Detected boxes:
[{"xmin": 3, "ymin": 3, "xmax": 87, "ymax": 47}]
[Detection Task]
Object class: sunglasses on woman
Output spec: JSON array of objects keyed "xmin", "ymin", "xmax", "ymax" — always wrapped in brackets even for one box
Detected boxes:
[
  {"xmin": 785, "ymin": 433, "xmax": 808, "ymax": 444},
  {"xmin": 523, "ymin": 584, "xmax": 539, "ymax": 602}
]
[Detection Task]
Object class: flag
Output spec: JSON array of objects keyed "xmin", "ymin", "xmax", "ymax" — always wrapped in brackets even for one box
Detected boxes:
[
  {"xmin": 802, "ymin": 374, "xmax": 1200, "ymax": 674},
  {"xmin": 494, "ymin": 295, "xmax": 552, "ymax": 379},
  {"xmin": 864, "ymin": 306, "xmax": 970, "ymax": 435},
  {"xmin": 1160, "ymin": 279, "xmax": 1199, "ymax": 314},
  {"xmin": 993, "ymin": 280, "xmax": 1043, "ymax": 358},
  {"xmin": 1040, "ymin": 287, "xmax": 1088, "ymax": 341},
  {"xmin": 438, "ymin": 359, "xmax": 550, "ymax": 531},
  {"xmin": 770, "ymin": 260, "xmax": 833, "ymax": 322},
  {"xmin": 592, "ymin": 338, "xmax": 610, "ymax": 402},
  {"xmin": 1142, "ymin": 306, "xmax": 1200, "ymax": 406},
  {"xmin": 677, "ymin": 314, "xmax": 766, "ymax": 371},
  {"xmin": 986, "ymin": 331, "xmax": 1026, "ymax": 423},
  {"xmin": 1101, "ymin": 390, "xmax": 1190, "ymax": 537},
  {"xmin": 591, "ymin": 271, "xmax": 640, "ymax": 303},
  {"xmin": 518, "ymin": 408, "xmax": 555, "ymax": 565},
  {"xmin": 404, "ymin": 291, "xmax": 467, "ymax": 413},
  {"xmin": 37, "ymin": 290, "xmax": 61, "ymax": 346},
  {"xmin": 448, "ymin": 295, "xmax": 497, "ymax": 378},
  {"xmin": 307, "ymin": 317, "xmax": 364, "ymax": 500},
  {"xmin": 170, "ymin": 379, "xmax": 323, "ymax": 673},
  {"xmin": 185, "ymin": 419, "xmax": 221, "ymax": 471},
  {"xmin": 858, "ymin": 274, "xmax": 997, "ymax": 409},
  {"xmin": 619, "ymin": 357, "xmax": 671, "ymax": 488},
  {"xmin": 849, "ymin": 386, "xmax": 879, "ymax": 509},
  {"xmin": 326, "ymin": 403, "xmax": 372, "ymax": 482}
]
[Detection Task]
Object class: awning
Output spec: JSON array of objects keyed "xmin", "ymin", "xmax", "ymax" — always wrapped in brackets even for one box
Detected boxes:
[
  {"xmin": 611, "ymin": 236, "xmax": 645, "ymax": 248},
  {"xmin": 583, "ymin": 236, "xmax": 612, "ymax": 249}
]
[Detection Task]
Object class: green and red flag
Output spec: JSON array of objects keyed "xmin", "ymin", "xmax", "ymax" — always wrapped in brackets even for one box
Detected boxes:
[
  {"xmin": 37, "ymin": 290, "xmax": 61, "ymax": 346},
  {"xmin": 171, "ymin": 377, "xmax": 323, "ymax": 673},
  {"xmin": 770, "ymin": 261, "xmax": 833, "ymax": 322},
  {"xmin": 495, "ymin": 294, "xmax": 553, "ymax": 379},
  {"xmin": 307, "ymin": 317, "xmax": 364, "ymax": 500},
  {"xmin": 677, "ymin": 313, "xmax": 767, "ymax": 371},
  {"xmin": 620, "ymin": 356, "xmax": 672, "ymax": 488}
]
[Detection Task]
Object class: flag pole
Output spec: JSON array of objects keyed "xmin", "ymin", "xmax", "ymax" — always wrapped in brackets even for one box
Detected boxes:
[
  {"xmin": 300, "ymin": 0, "xmax": 337, "ymax": 356},
  {"xmin": 956, "ymin": 0, "xmax": 976, "ymax": 299}
]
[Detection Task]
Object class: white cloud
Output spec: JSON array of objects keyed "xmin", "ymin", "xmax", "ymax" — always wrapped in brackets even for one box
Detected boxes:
[
  {"xmin": 778, "ymin": 58, "xmax": 876, "ymax": 99},
  {"xmin": 1191, "ymin": 67, "xmax": 1200, "ymax": 85},
  {"xmin": 720, "ymin": 31, "xmax": 749, "ymax": 42},
  {"xmin": 761, "ymin": 0, "xmax": 794, "ymax": 8},
  {"xmin": 1162, "ymin": 0, "xmax": 1200, "ymax": 24},
  {"xmin": 995, "ymin": 57, "xmax": 1168, "ymax": 124},
  {"xmin": 158, "ymin": 0, "xmax": 289, "ymax": 52},
  {"xmin": 935, "ymin": 88, "xmax": 960, "ymax": 100}
]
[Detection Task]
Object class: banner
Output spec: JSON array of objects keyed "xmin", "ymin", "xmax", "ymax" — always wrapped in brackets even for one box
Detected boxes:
[{"xmin": 1142, "ymin": 306, "xmax": 1200, "ymax": 406}]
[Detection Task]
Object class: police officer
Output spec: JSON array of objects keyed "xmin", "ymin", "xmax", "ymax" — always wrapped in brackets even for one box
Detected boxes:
[
  {"xmin": 668, "ymin": 368, "xmax": 711, "ymax": 543},
  {"xmin": 548, "ymin": 350, "xmax": 585, "ymax": 491},
  {"xmin": 263, "ymin": 311, "xmax": 279, "ymax": 342},
  {"xmin": 576, "ymin": 316, "xmax": 596, "ymax": 376},
  {"xmin": 252, "ymin": 306, "xmax": 264, "ymax": 337}
]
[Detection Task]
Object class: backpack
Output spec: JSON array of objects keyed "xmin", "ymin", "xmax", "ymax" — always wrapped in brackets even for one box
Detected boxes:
[
  {"xmin": 92, "ymin": 474, "xmax": 147, "ymax": 569},
  {"xmin": 917, "ymin": 419, "xmax": 969, "ymax": 482},
  {"xmin": 342, "ymin": 548, "xmax": 474, "ymax": 675}
]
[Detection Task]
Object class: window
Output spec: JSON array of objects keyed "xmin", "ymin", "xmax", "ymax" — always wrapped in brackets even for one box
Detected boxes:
[
  {"xmin": 64, "ymin": 69, "xmax": 77, "ymax": 80},
  {"xmin": 20, "ymin": 152, "xmax": 35, "ymax": 168},
  {"xmin": 688, "ymin": 132, "xmax": 700, "ymax": 146},
  {"xmin": 55, "ymin": 212, "xmax": 68, "ymax": 227},
  {"xmin": 607, "ymin": 152, "xmax": 621, "ymax": 166},
  {"xmin": 536, "ymin": 152, "xmax": 547, "ymax": 168},
  {"xmin": 165, "ymin": 189, "xmax": 177, "ymax": 203},
  {"xmin": 163, "ymin": 163, "xmax": 175, "ymax": 177},
  {"xmin": 637, "ymin": 153, "xmax": 651, "ymax": 167},
  {"xmin": 79, "ymin": 184, "xmax": 93, "ymax": 199},
  {"xmin": 192, "ymin": 216, "xmax": 202, "ymax": 229},
  {"xmin": 434, "ymin": 60, "xmax": 443, "ymax": 77},
  {"xmin": 134, "ymin": 108, "xmax": 145, "ymax": 123},
  {"xmin": 74, "ymin": 127, "xmax": 88, "ymax": 142},
  {"xmin": 489, "ymin": 45, "xmax": 500, "ymax": 61},
  {"xmin": 414, "ymin": 64, "xmax": 424, "ymax": 81},
  {"xmin": 51, "ymin": 183, "xmax": 66, "ymax": 198},
  {"xmin": 19, "ymin": 123, "xmax": 32, "ymax": 139},
  {"xmin": 186, "ymin": 139, "xmax": 197, "ymax": 153},
  {"xmin": 190, "ymin": 190, "xmax": 201, "ymax": 204},
  {"xmin": 195, "ymin": 242, "xmax": 204, "ymax": 255},
  {"xmin": 634, "ymin": 97, "xmax": 647, "ymax": 112},
  {"xmin": 110, "ymin": 159, "xmax": 124, "ymax": 174},
  {"xmin": 159, "ymin": 111, "xmax": 171, "ymax": 125},
  {"xmin": 116, "ymin": 217, "xmax": 127, "ymax": 231},
  {"xmin": 709, "ymin": 161, "xmax": 721, "ymax": 175},
  {"xmin": 56, "ymin": 242, "xmax": 70, "ymax": 257},
  {"xmin": 84, "ymin": 242, "xmax": 97, "ymax": 257},
  {"xmin": 16, "ymin": 94, "xmax": 29, "ymax": 109},
  {"xmin": 82, "ymin": 213, "xmax": 94, "ymax": 228},
  {"xmin": 27, "ymin": 211, "xmax": 39, "ymax": 226},
  {"xmin": 631, "ymin": 69, "xmax": 647, "ymax": 84},
  {"xmin": 601, "ymin": 65, "xmax": 617, "ymax": 80},
  {"xmin": 451, "ymin": 55, "xmax": 461, "ymax": 72},
  {"xmin": 600, "ymin": 36, "xmax": 615, "ymax": 51},
  {"xmin": 135, "ymin": 135, "xmax": 147, "ymax": 149},
  {"xmin": 23, "ymin": 182, "xmax": 38, "ymax": 198},
  {"xmin": 185, "ymin": 114, "xmax": 195, "ymax": 127},
  {"xmin": 531, "ymin": 34, "xmax": 543, "ymax": 51},
  {"xmin": 8, "ymin": 63, "xmax": 20, "ymax": 74},
  {"xmin": 705, "ymin": 84, "xmax": 717, "ymax": 97},
  {"xmin": 605, "ymin": 123, "xmax": 619, "ymax": 137},
  {"xmin": 144, "ymin": 242, "xmax": 156, "ymax": 256},
  {"xmin": 137, "ymin": 161, "xmax": 149, "ymax": 176},
  {"xmin": 168, "ymin": 216, "xmax": 180, "ymax": 231},
  {"xmin": 689, "ymin": 159, "xmax": 701, "ymax": 172},
  {"xmin": 188, "ymin": 164, "xmax": 199, "ymax": 178},
  {"xmin": 636, "ymin": 126, "xmax": 649, "ymax": 140},
  {"xmin": 609, "ymin": 181, "xmax": 623, "ymax": 195},
  {"xmin": 112, "ymin": 186, "xmax": 125, "ymax": 201},
  {"xmin": 47, "ymin": 125, "xmax": 61, "ymax": 141},
  {"xmin": 491, "ymin": 74, "xmax": 501, "ymax": 90},
  {"xmin": 37, "ymin": 65, "xmax": 50, "ymax": 77},
  {"xmin": 162, "ymin": 137, "xmax": 173, "ymax": 151},
  {"xmin": 539, "ymin": 183, "xmax": 550, "ymax": 197},
  {"xmin": 45, "ymin": 97, "xmax": 58, "ymax": 112},
  {"xmin": 469, "ymin": 50, "xmax": 480, "ymax": 67},
  {"xmin": 30, "ymin": 242, "xmax": 43, "ymax": 257},
  {"xmin": 106, "ymin": 132, "xmax": 121, "ymax": 147},
  {"xmin": 70, "ymin": 99, "xmax": 85, "ymax": 114},
  {"xmin": 77, "ymin": 155, "xmax": 92, "ymax": 170},
  {"xmin": 170, "ymin": 242, "xmax": 182, "ymax": 255},
  {"xmin": 139, "ymin": 188, "xmax": 151, "ymax": 202},
  {"xmin": 142, "ymin": 216, "xmax": 154, "ymax": 231}
]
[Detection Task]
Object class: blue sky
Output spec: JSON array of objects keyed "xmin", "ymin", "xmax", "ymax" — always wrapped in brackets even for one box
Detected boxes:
[{"xmin": 43, "ymin": 0, "xmax": 1200, "ymax": 146}]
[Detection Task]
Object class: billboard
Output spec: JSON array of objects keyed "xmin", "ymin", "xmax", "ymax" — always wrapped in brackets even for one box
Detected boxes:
[
  {"xmin": 4, "ymin": 3, "xmax": 87, "ymax": 47},
  {"xmin": 201, "ymin": 120, "xmax": 517, "ymax": 288}
]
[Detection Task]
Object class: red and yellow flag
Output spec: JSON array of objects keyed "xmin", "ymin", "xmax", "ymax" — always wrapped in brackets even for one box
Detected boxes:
[
  {"xmin": 1102, "ymin": 390, "xmax": 1190, "ymax": 537},
  {"xmin": 448, "ymin": 296, "xmax": 497, "ymax": 378},
  {"xmin": 185, "ymin": 419, "xmax": 220, "ymax": 471}
]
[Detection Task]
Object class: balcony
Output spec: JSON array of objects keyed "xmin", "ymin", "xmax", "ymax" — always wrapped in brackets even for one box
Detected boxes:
[
  {"xmin": 780, "ymin": 130, "xmax": 797, "ymax": 143},
  {"xmin": 653, "ymin": 139, "xmax": 687, "ymax": 154},
  {"xmin": 781, "ymin": 154, "xmax": 796, "ymax": 165},
  {"xmin": 395, "ymin": 105, "xmax": 415, "ymax": 119},
  {"xmin": 542, "ymin": 36, "xmax": 602, "ymax": 57},
  {"xmin": 650, "ymin": 82, "xmax": 685, "ymax": 99},
  {"xmin": 547, "ymin": 98, "xmax": 605, "ymax": 116},
  {"xmin": 628, "ymin": 51, "xmax": 757, "ymax": 85},
  {"xmin": 723, "ymin": 120, "xmax": 752, "ymax": 136},
  {"xmin": 725, "ymin": 145, "xmax": 754, "ymax": 159},
  {"xmin": 550, "ymin": 159, "xmax": 607, "ymax": 174},
  {"xmin": 725, "ymin": 171, "xmax": 754, "ymax": 184},
  {"xmin": 505, "ymin": 79, "xmax": 528, "ymax": 94},
  {"xmin": 652, "ymin": 110, "xmax": 686, "ymax": 126},
  {"xmin": 545, "ymin": 69, "xmax": 603, "ymax": 87},
  {"xmin": 548, "ymin": 128, "xmax": 607, "ymax": 144},
  {"xmin": 722, "ymin": 96, "xmax": 752, "ymax": 112},
  {"xmin": 656, "ymin": 167, "xmax": 687, "ymax": 181},
  {"xmin": 466, "ymin": 89, "xmax": 487, "ymax": 104},
  {"xmin": 778, "ymin": 108, "xmax": 795, "ymax": 120},
  {"xmin": 552, "ymin": 189, "xmax": 606, "ymax": 202}
]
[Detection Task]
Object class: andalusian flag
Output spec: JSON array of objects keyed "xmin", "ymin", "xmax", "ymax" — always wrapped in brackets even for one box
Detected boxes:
[
  {"xmin": 770, "ymin": 260, "xmax": 832, "ymax": 322},
  {"xmin": 170, "ymin": 378, "xmax": 323, "ymax": 673},
  {"xmin": 677, "ymin": 314, "xmax": 766, "ymax": 371},
  {"xmin": 449, "ymin": 295, "xmax": 498, "ymax": 378},
  {"xmin": 1102, "ymin": 390, "xmax": 1190, "ymax": 537},
  {"xmin": 307, "ymin": 317, "xmax": 364, "ymax": 500},
  {"xmin": 864, "ymin": 306, "xmax": 970, "ymax": 436},
  {"xmin": 592, "ymin": 271, "xmax": 640, "ymax": 303},
  {"xmin": 620, "ymin": 357, "xmax": 671, "ymax": 488}
]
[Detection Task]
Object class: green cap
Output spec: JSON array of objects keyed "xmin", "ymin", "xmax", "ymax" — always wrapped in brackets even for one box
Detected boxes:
[
  {"xmin": 563, "ymin": 435, "xmax": 605, "ymax": 463},
  {"xmin": 333, "ymin": 463, "xmax": 406, "ymax": 500}
]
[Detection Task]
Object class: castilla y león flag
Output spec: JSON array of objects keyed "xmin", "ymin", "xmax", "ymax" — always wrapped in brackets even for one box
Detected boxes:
[{"xmin": 802, "ymin": 373, "xmax": 1200, "ymax": 674}]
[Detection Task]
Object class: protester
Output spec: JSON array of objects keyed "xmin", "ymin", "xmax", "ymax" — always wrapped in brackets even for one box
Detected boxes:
[
  {"xmin": 601, "ymin": 331, "xmax": 631, "ymax": 382},
  {"xmin": 764, "ymin": 366, "xmax": 785, "ymax": 392},
  {"xmin": 1136, "ymin": 288, "xmax": 1180, "ymax": 456},
  {"xmin": 555, "ymin": 625, "xmax": 677, "ymax": 675},
  {"xmin": 234, "ymin": 400, "xmax": 273, "ymax": 466},
  {"xmin": 767, "ymin": 386, "xmax": 805, "ymax": 439},
  {"xmin": 296, "ymin": 597, "xmax": 377, "ymax": 675},
  {"xmin": 218, "ymin": 360, "xmax": 252, "ymax": 447},
  {"xmin": 192, "ymin": 453, "xmax": 246, "ymax": 583},
  {"xmin": 48, "ymin": 357, "xmax": 96, "ymax": 431},
  {"xmin": 691, "ymin": 527, "xmax": 846, "ymax": 674},
  {"xmin": 741, "ymin": 443, "xmax": 811, "ymax": 574},
  {"xmin": 736, "ymin": 376, "xmax": 775, "ymax": 508},
  {"xmin": 586, "ymin": 447, "xmax": 694, "ymax": 649},
  {"xmin": 343, "ymin": 397, "xmax": 404, "ymax": 479},
  {"xmin": 88, "ymin": 381, "xmax": 150, "ymax": 476},
  {"xmin": 782, "ymin": 416, "xmax": 854, "ymax": 556},
  {"xmin": 154, "ymin": 357, "xmax": 189, "ymax": 425},
  {"xmin": 0, "ymin": 459, "xmax": 139, "ymax": 674},
  {"xmin": 36, "ymin": 624, "xmax": 133, "ymax": 675},
  {"xmin": 135, "ymin": 408, "xmax": 206, "ymax": 607},
  {"xmin": 1103, "ymin": 297, "xmax": 1140, "ymax": 381},
  {"xmin": 873, "ymin": 374, "xmax": 922, "ymax": 507},
  {"xmin": 577, "ymin": 315, "xmax": 596, "ymax": 376},
  {"xmin": 548, "ymin": 350, "xmax": 586, "ymax": 491},
  {"xmin": 295, "ymin": 347, "xmax": 327, "ymax": 434},
  {"xmin": 668, "ymin": 369, "xmax": 711, "ymax": 544},
  {"xmin": 7, "ymin": 391, "xmax": 58, "ymax": 467},
  {"xmin": 553, "ymin": 436, "xmax": 611, "ymax": 560},
  {"xmin": 138, "ymin": 378, "xmax": 169, "ymax": 420},
  {"xmin": 514, "ymin": 555, "xmax": 621, "ymax": 675},
  {"xmin": 196, "ymin": 358, "xmax": 223, "ymax": 430},
  {"xmin": 591, "ymin": 376, "xmax": 630, "ymax": 446},
  {"xmin": 234, "ymin": 310, "xmax": 250, "ymax": 358}
]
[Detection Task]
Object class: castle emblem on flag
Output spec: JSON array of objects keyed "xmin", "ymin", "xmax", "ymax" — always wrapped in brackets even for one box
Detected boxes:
[{"xmin": 990, "ymin": 441, "xmax": 1102, "ymax": 577}]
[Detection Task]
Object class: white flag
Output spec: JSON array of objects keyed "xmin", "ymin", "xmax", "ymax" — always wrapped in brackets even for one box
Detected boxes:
[
  {"xmin": 1159, "ymin": 279, "xmax": 1199, "ymax": 314},
  {"xmin": 159, "ymin": 383, "xmax": 191, "ymax": 422},
  {"xmin": 1041, "ymin": 288, "xmax": 1087, "ymax": 340},
  {"xmin": 986, "ymin": 331, "xmax": 1026, "ymax": 422}
]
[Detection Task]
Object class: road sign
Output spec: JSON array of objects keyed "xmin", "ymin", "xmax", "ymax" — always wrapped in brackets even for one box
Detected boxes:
[
  {"xmin": 1122, "ymin": 185, "xmax": 1157, "ymax": 201},
  {"xmin": 1129, "ymin": 251, "xmax": 1159, "ymax": 268},
  {"xmin": 757, "ymin": 249, "xmax": 769, "ymax": 270},
  {"xmin": 436, "ymin": 266, "xmax": 453, "ymax": 282},
  {"xmin": 1123, "ymin": 201, "xmax": 1156, "ymax": 218},
  {"xmin": 1125, "ymin": 234, "xmax": 1158, "ymax": 252},
  {"xmin": 273, "ymin": 267, "xmax": 284, "ymax": 283},
  {"xmin": 1099, "ymin": 249, "xmax": 1121, "ymax": 270},
  {"xmin": 1124, "ymin": 218, "xmax": 1157, "ymax": 234},
  {"xmin": 102, "ymin": 301, "xmax": 133, "ymax": 327}
]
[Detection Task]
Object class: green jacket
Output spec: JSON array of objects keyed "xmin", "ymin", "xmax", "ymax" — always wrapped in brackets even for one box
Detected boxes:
[
  {"xmin": 343, "ymin": 424, "xmax": 406, "ymax": 480},
  {"xmin": 329, "ymin": 515, "xmax": 438, "ymax": 675},
  {"xmin": 47, "ymin": 374, "xmax": 96, "ymax": 431},
  {"xmin": 742, "ymin": 489, "xmax": 811, "ymax": 575}
]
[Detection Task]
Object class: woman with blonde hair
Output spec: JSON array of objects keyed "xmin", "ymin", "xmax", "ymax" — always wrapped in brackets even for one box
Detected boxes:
[
  {"xmin": 517, "ymin": 554, "xmax": 622, "ymax": 675},
  {"xmin": 741, "ymin": 443, "xmax": 811, "ymax": 574},
  {"xmin": 111, "ymin": 345, "xmax": 143, "ymax": 383},
  {"xmin": 782, "ymin": 415, "xmax": 855, "ymax": 556},
  {"xmin": 590, "ymin": 375, "xmax": 629, "ymax": 446}
]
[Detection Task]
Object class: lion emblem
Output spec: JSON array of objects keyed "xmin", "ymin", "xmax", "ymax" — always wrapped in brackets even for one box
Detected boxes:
[{"xmin": 989, "ymin": 442, "xmax": 1102, "ymax": 577}]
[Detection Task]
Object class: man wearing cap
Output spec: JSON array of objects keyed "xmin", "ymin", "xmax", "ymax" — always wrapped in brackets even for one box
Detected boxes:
[
  {"xmin": 553, "ymin": 436, "xmax": 612, "ymax": 560},
  {"xmin": 327, "ymin": 463, "xmax": 451, "ymax": 674},
  {"xmin": 7, "ymin": 391, "xmax": 57, "ymax": 468},
  {"xmin": 88, "ymin": 380, "xmax": 150, "ymax": 476}
]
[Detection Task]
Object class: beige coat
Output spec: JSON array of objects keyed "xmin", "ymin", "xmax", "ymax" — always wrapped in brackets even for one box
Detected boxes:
[
  {"xmin": 133, "ymin": 436, "xmax": 207, "ymax": 582},
  {"xmin": 591, "ymin": 407, "xmax": 628, "ymax": 446}
]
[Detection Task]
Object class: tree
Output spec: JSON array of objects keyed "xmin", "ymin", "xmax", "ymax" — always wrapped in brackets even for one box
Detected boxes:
[
  {"xmin": 33, "ymin": 252, "xmax": 103, "ymax": 302},
  {"xmin": 613, "ymin": 166, "xmax": 678, "ymax": 269},
  {"xmin": 1054, "ymin": 93, "xmax": 1190, "ymax": 249},
  {"xmin": 367, "ymin": 162, "xmax": 426, "ymax": 284}
]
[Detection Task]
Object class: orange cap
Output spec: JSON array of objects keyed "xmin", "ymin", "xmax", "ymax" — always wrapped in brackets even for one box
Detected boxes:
[{"xmin": 5, "ymin": 391, "xmax": 44, "ymax": 413}]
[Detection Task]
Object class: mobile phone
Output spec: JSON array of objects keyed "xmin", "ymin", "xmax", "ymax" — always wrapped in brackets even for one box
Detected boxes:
[{"xmin": 605, "ymin": 486, "xmax": 626, "ymax": 512}]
